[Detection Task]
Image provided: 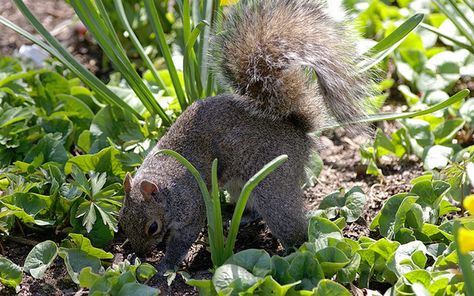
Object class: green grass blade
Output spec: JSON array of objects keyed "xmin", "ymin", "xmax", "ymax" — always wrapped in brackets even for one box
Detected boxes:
[
  {"xmin": 370, "ymin": 13, "xmax": 424, "ymax": 53},
  {"xmin": 184, "ymin": 21, "xmax": 208, "ymax": 102},
  {"xmin": 114, "ymin": 0, "xmax": 170, "ymax": 95},
  {"xmin": 224, "ymin": 155, "xmax": 288, "ymax": 258},
  {"xmin": 155, "ymin": 149, "xmax": 228, "ymax": 266},
  {"xmin": 462, "ymin": 0, "xmax": 474, "ymax": 13},
  {"xmin": 359, "ymin": 13, "xmax": 424, "ymax": 72},
  {"xmin": 197, "ymin": 0, "xmax": 214, "ymax": 94},
  {"xmin": 447, "ymin": 0, "xmax": 474, "ymax": 36},
  {"xmin": 144, "ymin": 0, "xmax": 187, "ymax": 110},
  {"xmin": 318, "ymin": 89, "xmax": 470, "ymax": 131},
  {"xmin": 211, "ymin": 159, "xmax": 225, "ymax": 266},
  {"xmin": 70, "ymin": 0, "xmax": 172, "ymax": 126},
  {"xmin": 433, "ymin": 0, "xmax": 474, "ymax": 45},
  {"xmin": 71, "ymin": 0, "xmax": 159, "ymax": 114},
  {"xmin": 0, "ymin": 69, "xmax": 48, "ymax": 88},
  {"xmin": 4, "ymin": 1, "xmax": 143, "ymax": 120},
  {"xmin": 420, "ymin": 23, "xmax": 474, "ymax": 53}
]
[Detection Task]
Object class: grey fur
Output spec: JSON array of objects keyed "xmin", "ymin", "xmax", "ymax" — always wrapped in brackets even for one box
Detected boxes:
[{"xmin": 119, "ymin": 0, "xmax": 372, "ymax": 272}]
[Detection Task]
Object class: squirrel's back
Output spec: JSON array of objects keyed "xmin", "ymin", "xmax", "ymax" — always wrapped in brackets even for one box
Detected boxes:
[{"xmin": 212, "ymin": 0, "xmax": 373, "ymax": 132}]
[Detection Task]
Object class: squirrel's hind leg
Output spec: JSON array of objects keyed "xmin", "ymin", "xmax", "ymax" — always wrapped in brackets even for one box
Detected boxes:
[{"xmin": 252, "ymin": 177, "xmax": 308, "ymax": 249}]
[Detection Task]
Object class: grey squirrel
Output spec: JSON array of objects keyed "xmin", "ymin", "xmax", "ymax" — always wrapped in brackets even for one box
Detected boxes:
[{"xmin": 119, "ymin": 0, "xmax": 372, "ymax": 271}]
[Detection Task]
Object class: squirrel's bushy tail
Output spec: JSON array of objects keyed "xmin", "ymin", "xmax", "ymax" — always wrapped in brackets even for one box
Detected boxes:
[{"xmin": 212, "ymin": 0, "xmax": 374, "ymax": 132}]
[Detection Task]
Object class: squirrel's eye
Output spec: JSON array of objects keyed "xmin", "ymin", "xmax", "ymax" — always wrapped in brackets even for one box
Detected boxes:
[{"xmin": 147, "ymin": 221, "xmax": 160, "ymax": 236}]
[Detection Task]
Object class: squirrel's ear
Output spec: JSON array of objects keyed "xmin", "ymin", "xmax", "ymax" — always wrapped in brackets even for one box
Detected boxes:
[
  {"xmin": 124, "ymin": 173, "xmax": 132, "ymax": 194},
  {"xmin": 140, "ymin": 180, "xmax": 158, "ymax": 201}
]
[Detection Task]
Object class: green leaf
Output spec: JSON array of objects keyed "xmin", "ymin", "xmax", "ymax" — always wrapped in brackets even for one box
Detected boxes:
[
  {"xmin": 76, "ymin": 202, "xmax": 96, "ymax": 233},
  {"xmin": 65, "ymin": 146, "xmax": 126, "ymax": 179},
  {"xmin": 88, "ymin": 106, "xmax": 145, "ymax": 153},
  {"xmin": 78, "ymin": 266, "xmax": 101, "ymax": 289},
  {"xmin": 308, "ymin": 217, "xmax": 342, "ymax": 242},
  {"xmin": 419, "ymin": 223, "xmax": 453, "ymax": 242},
  {"xmin": 59, "ymin": 248, "xmax": 102, "ymax": 284},
  {"xmin": 314, "ymin": 279, "xmax": 351, "ymax": 295},
  {"xmin": 24, "ymin": 133, "xmax": 68, "ymax": 165},
  {"xmin": 423, "ymin": 145, "xmax": 454, "ymax": 170},
  {"xmin": 411, "ymin": 180, "xmax": 450, "ymax": 209},
  {"xmin": 439, "ymin": 199, "xmax": 460, "ymax": 216},
  {"xmin": 186, "ymin": 279, "xmax": 217, "ymax": 296},
  {"xmin": 374, "ymin": 128, "xmax": 396, "ymax": 157},
  {"xmin": 402, "ymin": 119, "xmax": 434, "ymax": 157},
  {"xmin": 240, "ymin": 275, "xmax": 299, "ymax": 295},
  {"xmin": 395, "ymin": 228, "xmax": 417, "ymax": 244},
  {"xmin": 318, "ymin": 187, "xmax": 366, "ymax": 223},
  {"xmin": 224, "ymin": 249, "xmax": 271, "ymax": 278},
  {"xmin": 64, "ymin": 233, "xmax": 113, "ymax": 259},
  {"xmin": 405, "ymin": 203, "xmax": 424, "ymax": 231},
  {"xmin": 387, "ymin": 241, "xmax": 427, "ymax": 277},
  {"xmin": 136, "ymin": 263, "xmax": 157, "ymax": 283},
  {"xmin": 416, "ymin": 51, "xmax": 461, "ymax": 92},
  {"xmin": 304, "ymin": 152, "xmax": 323, "ymax": 188},
  {"xmin": 1, "ymin": 192, "xmax": 54, "ymax": 226},
  {"xmin": 336, "ymin": 253, "xmax": 361, "ymax": 283},
  {"xmin": 376, "ymin": 193, "xmax": 419, "ymax": 238},
  {"xmin": 359, "ymin": 13, "xmax": 425, "ymax": 72},
  {"xmin": 314, "ymin": 247, "xmax": 350, "ymax": 276},
  {"xmin": 212, "ymin": 264, "xmax": 260, "ymax": 294},
  {"xmin": 23, "ymin": 240, "xmax": 58, "ymax": 279},
  {"xmin": 0, "ymin": 256, "xmax": 22, "ymax": 291},
  {"xmin": 117, "ymin": 282, "xmax": 160, "ymax": 296},
  {"xmin": 287, "ymin": 252, "xmax": 324, "ymax": 291},
  {"xmin": 433, "ymin": 119, "xmax": 465, "ymax": 144}
]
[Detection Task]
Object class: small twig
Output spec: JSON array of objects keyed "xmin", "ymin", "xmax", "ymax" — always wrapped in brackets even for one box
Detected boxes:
[{"xmin": 4, "ymin": 235, "xmax": 39, "ymax": 247}]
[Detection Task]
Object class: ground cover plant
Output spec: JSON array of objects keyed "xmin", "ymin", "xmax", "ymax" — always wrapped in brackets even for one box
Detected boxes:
[{"xmin": 0, "ymin": 0, "xmax": 474, "ymax": 295}]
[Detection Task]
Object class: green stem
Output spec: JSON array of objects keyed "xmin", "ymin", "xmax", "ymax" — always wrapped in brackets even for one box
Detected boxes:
[
  {"xmin": 211, "ymin": 159, "xmax": 225, "ymax": 266},
  {"xmin": 318, "ymin": 89, "xmax": 470, "ymax": 132},
  {"xmin": 114, "ymin": 0, "xmax": 170, "ymax": 95},
  {"xmin": 144, "ymin": 0, "xmax": 187, "ymax": 111},
  {"xmin": 420, "ymin": 23, "xmax": 474, "ymax": 53},
  {"xmin": 4, "ymin": 1, "xmax": 143, "ymax": 120},
  {"xmin": 224, "ymin": 155, "xmax": 288, "ymax": 258},
  {"xmin": 432, "ymin": 0, "xmax": 474, "ymax": 45}
]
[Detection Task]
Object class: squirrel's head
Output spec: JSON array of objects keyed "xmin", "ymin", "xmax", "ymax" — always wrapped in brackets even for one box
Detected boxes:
[{"xmin": 119, "ymin": 173, "xmax": 168, "ymax": 256}]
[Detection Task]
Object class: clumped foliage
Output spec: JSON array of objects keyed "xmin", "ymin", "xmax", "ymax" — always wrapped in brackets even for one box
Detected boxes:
[{"xmin": 0, "ymin": 0, "xmax": 474, "ymax": 295}]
